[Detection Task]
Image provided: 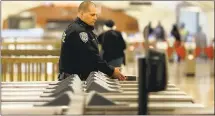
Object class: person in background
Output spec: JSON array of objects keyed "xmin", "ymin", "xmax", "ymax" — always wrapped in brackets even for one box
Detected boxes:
[
  {"xmin": 154, "ymin": 21, "xmax": 165, "ymax": 41},
  {"xmin": 171, "ymin": 24, "xmax": 181, "ymax": 62},
  {"xmin": 194, "ymin": 26, "xmax": 208, "ymax": 60},
  {"xmin": 179, "ymin": 23, "xmax": 189, "ymax": 42},
  {"xmin": 143, "ymin": 21, "xmax": 154, "ymax": 40},
  {"xmin": 171, "ymin": 24, "xmax": 181, "ymax": 43},
  {"xmin": 97, "ymin": 20, "xmax": 126, "ymax": 68}
]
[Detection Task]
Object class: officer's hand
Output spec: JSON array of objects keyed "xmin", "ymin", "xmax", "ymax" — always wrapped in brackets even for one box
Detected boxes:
[{"xmin": 112, "ymin": 68, "xmax": 126, "ymax": 81}]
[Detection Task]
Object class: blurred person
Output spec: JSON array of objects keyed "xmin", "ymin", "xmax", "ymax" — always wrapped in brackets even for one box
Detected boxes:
[
  {"xmin": 58, "ymin": 1, "xmax": 126, "ymax": 81},
  {"xmin": 171, "ymin": 24, "xmax": 181, "ymax": 62},
  {"xmin": 97, "ymin": 20, "xmax": 126, "ymax": 68},
  {"xmin": 154, "ymin": 21, "xmax": 165, "ymax": 41},
  {"xmin": 194, "ymin": 26, "xmax": 207, "ymax": 60},
  {"xmin": 143, "ymin": 21, "xmax": 154, "ymax": 40},
  {"xmin": 179, "ymin": 23, "xmax": 189, "ymax": 42},
  {"xmin": 171, "ymin": 24, "xmax": 181, "ymax": 42}
]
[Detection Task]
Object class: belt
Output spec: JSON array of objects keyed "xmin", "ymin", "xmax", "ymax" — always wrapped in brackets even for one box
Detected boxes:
[
  {"xmin": 58, "ymin": 72, "xmax": 71, "ymax": 81},
  {"xmin": 58, "ymin": 70, "xmax": 97, "ymax": 81},
  {"xmin": 58, "ymin": 72, "xmax": 87, "ymax": 81}
]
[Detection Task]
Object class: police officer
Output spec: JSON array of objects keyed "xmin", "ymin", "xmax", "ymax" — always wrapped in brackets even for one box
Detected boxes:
[{"xmin": 58, "ymin": 1, "xmax": 126, "ymax": 81}]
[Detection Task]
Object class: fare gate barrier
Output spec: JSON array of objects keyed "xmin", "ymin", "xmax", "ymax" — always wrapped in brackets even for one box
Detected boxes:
[{"xmin": 2, "ymin": 72, "xmax": 206, "ymax": 115}]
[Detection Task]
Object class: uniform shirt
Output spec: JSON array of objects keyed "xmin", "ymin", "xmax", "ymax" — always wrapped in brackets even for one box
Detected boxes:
[
  {"xmin": 59, "ymin": 17, "xmax": 114, "ymax": 80},
  {"xmin": 97, "ymin": 30, "xmax": 126, "ymax": 63}
]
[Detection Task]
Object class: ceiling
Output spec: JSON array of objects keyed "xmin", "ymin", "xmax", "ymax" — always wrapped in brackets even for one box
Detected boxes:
[
  {"xmin": 97, "ymin": 1, "xmax": 214, "ymax": 12},
  {"xmin": 186, "ymin": 1, "xmax": 214, "ymax": 11},
  {"xmin": 2, "ymin": 1, "xmax": 213, "ymax": 17},
  {"xmin": 1, "ymin": 1, "xmax": 214, "ymax": 28},
  {"xmin": 2, "ymin": 1, "xmax": 214, "ymax": 12}
]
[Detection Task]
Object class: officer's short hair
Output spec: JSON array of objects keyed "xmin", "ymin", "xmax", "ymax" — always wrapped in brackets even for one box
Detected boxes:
[{"xmin": 78, "ymin": 1, "xmax": 96, "ymax": 12}]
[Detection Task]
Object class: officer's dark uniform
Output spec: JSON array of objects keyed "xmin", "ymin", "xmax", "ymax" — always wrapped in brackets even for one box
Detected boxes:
[{"xmin": 58, "ymin": 17, "xmax": 114, "ymax": 81}]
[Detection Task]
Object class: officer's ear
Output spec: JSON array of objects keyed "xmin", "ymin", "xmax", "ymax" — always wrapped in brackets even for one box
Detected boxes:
[
  {"xmin": 78, "ymin": 11, "xmax": 81, "ymax": 17},
  {"xmin": 78, "ymin": 11, "xmax": 85, "ymax": 17}
]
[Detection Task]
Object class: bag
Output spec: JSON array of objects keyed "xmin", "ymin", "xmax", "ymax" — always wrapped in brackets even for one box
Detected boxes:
[{"xmin": 147, "ymin": 49, "xmax": 167, "ymax": 92}]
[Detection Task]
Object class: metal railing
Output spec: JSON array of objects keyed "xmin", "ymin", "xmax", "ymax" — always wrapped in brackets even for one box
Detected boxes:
[{"xmin": 1, "ymin": 56, "xmax": 59, "ymax": 82}]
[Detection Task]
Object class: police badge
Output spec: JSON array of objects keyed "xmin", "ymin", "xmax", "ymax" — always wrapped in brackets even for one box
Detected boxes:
[{"xmin": 79, "ymin": 32, "xmax": 88, "ymax": 43}]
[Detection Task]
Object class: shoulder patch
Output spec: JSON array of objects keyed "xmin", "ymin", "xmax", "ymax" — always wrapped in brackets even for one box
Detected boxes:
[
  {"xmin": 62, "ymin": 32, "xmax": 66, "ymax": 43},
  {"xmin": 79, "ymin": 32, "xmax": 88, "ymax": 43}
]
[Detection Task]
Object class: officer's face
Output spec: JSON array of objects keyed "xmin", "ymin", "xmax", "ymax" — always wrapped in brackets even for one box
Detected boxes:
[{"xmin": 81, "ymin": 5, "xmax": 98, "ymax": 26}]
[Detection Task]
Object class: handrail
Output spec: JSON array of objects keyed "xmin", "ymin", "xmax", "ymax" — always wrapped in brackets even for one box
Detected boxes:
[
  {"xmin": 1, "ymin": 49, "xmax": 60, "ymax": 56},
  {"xmin": 1, "ymin": 56, "xmax": 59, "ymax": 82}
]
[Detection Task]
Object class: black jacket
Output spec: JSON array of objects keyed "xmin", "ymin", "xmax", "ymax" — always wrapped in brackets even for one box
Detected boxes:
[
  {"xmin": 155, "ymin": 26, "xmax": 165, "ymax": 40},
  {"xmin": 59, "ymin": 17, "xmax": 114, "ymax": 80},
  {"xmin": 98, "ymin": 30, "xmax": 126, "ymax": 63},
  {"xmin": 171, "ymin": 29, "xmax": 181, "ymax": 42}
]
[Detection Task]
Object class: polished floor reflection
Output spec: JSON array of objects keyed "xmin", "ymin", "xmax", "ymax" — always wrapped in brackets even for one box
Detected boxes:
[
  {"xmin": 122, "ymin": 59, "xmax": 214, "ymax": 109},
  {"xmin": 169, "ymin": 60, "xmax": 214, "ymax": 109},
  {"xmin": 2, "ymin": 57, "xmax": 214, "ymax": 109}
]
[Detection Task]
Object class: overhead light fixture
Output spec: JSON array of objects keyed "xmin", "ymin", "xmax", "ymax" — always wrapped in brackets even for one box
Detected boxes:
[
  {"xmin": 19, "ymin": 12, "xmax": 32, "ymax": 18},
  {"xmin": 42, "ymin": 1, "xmax": 81, "ymax": 7},
  {"xmin": 42, "ymin": 2, "xmax": 53, "ymax": 6},
  {"xmin": 152, "ymin": 1, "xmax": 182, "ymax": 10},
  {"xmin": 130, "ymin": 1, "xmax": 152, "ymax": 6},
  {"xmin": 181, "ymin": 6, "xmax": 202, "ymax": 12}
]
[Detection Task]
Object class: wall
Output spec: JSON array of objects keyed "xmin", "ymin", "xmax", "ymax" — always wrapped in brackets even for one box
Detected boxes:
[
  {"xmin": 2, "ymin": 2, "xmax": 139, "ymax": 34},
  {"xmin": 1, "ymin": 1, "xmax": 42, "ymax": 29},
  {"xmin": 179, "ymin": 4, "xmax": 214, "ymax": 44},
  {"xmin": 100, "ymin": 7, "xmax": 139, "ymax": 33},
  {"xmin": 206, "ymin": 11, "xmax": 214, "ymax": 41},
  {"xmin": 125, "ymin": 6, "xmax": 176, "ymax": 37},
  {"xmin": 179, "ymin": 10, "xmax": 198, "ymax": 35},
  {"xmin": 199, "ymin": 10, "xmax": 214, "ymax": 45}
]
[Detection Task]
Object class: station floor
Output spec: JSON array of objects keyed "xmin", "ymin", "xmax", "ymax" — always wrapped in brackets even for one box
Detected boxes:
[
  {"xmin": 121, "ymin": 59, "xmax": 214, "ymax": 109},
  {"xmin": 2, "ymin": 58, "xmax": 214, "ymax": 109}
]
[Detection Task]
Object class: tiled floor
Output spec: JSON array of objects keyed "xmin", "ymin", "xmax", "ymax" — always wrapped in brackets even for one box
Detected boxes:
[
  {"xmin": 121, "ymin": 59, "xmax": 214, "ymax": 109},
  {"xmin": 169, "ymin": 60, "xmax": 214, "ymax": 109}
]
